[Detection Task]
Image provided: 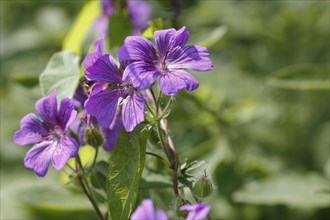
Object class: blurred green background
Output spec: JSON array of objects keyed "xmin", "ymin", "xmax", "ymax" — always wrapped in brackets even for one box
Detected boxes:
[{"xmin": 1, "ymin": 0, "xmax": 329, "ymax": 219}]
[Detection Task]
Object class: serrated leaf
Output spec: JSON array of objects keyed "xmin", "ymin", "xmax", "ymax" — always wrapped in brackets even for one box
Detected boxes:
[
  {"xmin": 39, "ymin": 51, "xmax": 80, "ymax": 101},
  {"xmin": 233, "ymin": 173, "xmax": 330, "ymax": 208},
  {"xmin": 107, "ymin": 125, "xmax": 151, "ymax": 220},
  {"xmin": 62, "ymin": 0, "xmax": 101, "ymax": 55},
  {"xmin": 267, "ymin": 64, "xmax": 329, "ymax": 90}
]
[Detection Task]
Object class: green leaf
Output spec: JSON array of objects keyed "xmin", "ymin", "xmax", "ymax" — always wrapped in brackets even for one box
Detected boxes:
[
  {"xmin": 62, "ymin": 0, "xmax": 101, "ymax": 55},
  {"xmin": 233, "ymin": 173, "xmax": 330, "ymax": 208},
  {"xmin": 108, "ymin": 13, "xmax": 133, "ymax": 48},
  {"xmin": 107, "ymin": 125, "xmax": 151, "ymax": 220},
  {"xmin": 267, "ymin": 64, "xmax": 329, "ymax": 90},
  {"xmin": 39, "ymin": 51, "xmax": 80, "ymax": 101},
  {"xmin": 141, "ymin": 18, "xmax": 164, "ymax": 40}
]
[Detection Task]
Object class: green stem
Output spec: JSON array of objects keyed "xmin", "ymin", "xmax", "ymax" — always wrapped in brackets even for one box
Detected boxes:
[
  {"xmin": 158, "ymin": 95, "xmax": 175, "ymax": 119},
  {"xmin": 86, "ymin": 147, "xmax": 99, "ymax": 175},
  {"xmin": 156, "ymin": 90, "xmax": 162, "ymax": 114},
  {"xmin": 146, "ymin": 151, "xmax": 171, "ymax": 168},
  {"xmin": 75, "ymin": 160, "xmax": 105, "ymax": 220},
  {"xmin": 156, "ymin": 120, "xmax": 172, "ymax": 164}
]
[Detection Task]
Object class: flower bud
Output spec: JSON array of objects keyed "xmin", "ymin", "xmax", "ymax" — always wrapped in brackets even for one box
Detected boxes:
[
  {"xmin": 85, "ymin": 126, "xmax": 104, "ymax": 148},
  {"xmin": 192, "ymin": 172, "xmax": 214, "ymax": 198}
]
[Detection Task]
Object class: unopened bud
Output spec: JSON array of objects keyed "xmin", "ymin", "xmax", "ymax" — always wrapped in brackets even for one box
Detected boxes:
[
  {"xmin": 85, "ymin": 126, "xmax": 104, "ymax": 148},
  {"xmin": 192, "ymin": 171, "xmax": 214, "ymax": 198}
]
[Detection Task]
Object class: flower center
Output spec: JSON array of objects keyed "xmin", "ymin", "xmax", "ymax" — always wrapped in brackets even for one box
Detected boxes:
[{"xmin": 49, "ymin": 125, "xmax": 63, "ymax": 140}]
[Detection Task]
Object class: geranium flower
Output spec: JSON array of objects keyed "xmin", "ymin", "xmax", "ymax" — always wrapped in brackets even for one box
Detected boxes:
[
  {"xmin": 117, "ymin": 26, "xmax": 213, "ymax": 96},
  {"xmin": 131, "ymin": 199, "xmax": 168, "ymax": 220},
  {"xmin": 84, "ymin": 53, "xmax": 145, "ymax": 132},
  {"xmin": 180, "ymin": 203, "xmax": 211, "ymax": 220},
  {"xmin": 14, "ymin": 90, "xmax": 78, "ymax": 177}
]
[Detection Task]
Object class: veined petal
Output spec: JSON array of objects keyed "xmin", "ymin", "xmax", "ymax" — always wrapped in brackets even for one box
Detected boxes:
[
  {"xmin": 122, "ymin": 92, "xmax": 145, "ymax": 132},
  {"xmin": 167, "ymin": 45, "xmax": 213, "ymax": 72},
  {"xmin": 52, "ymin": 135, "xmax": 79, "ymax": 170},
  {"xmin": 117, "ymin": 36, "xmax": 157, "ymax": 63},
  {"xmin": 24, "ymin": 141, "xmax": 56, "ymax": 177},
  {"xmin": 83, "ymin": 38, "xmax": 104, "ymax": 72},
  {"xmin": 85, "ymin": 54, "xmax": 122, "ymax": 83},
  {"xmin": 85, "ymin": 90, "xmax": 122, "ymax": 128},
  {"xmin": 102, "ymin": 118, "xmax": 123, "ymax": 151},
  {"xmin": 154, "ymin": 26, "xmax": 189, "ymax": 58},
  {"xmin": 123, "ymin": 61, "xmax": 160, "ymax": 90},
  {"xmin": 159, "ymin": 70, "xmax": 199, "ymax": 96},
  {"xmin": 14, "ymin": 113, "xmax": 48, "ymax": 146},
  {"xmin": 35, "ymin": 90, "xmax": 58, "ymax": 126},
  {"xmin": 58, "ymin": 98, "xmax": 77, "ymax": 132}
]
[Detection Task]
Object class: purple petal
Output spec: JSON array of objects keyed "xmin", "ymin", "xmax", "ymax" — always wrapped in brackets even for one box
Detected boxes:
[
  {"xmin": 102, "ymin": 118, "xmax": 123, "ymax": 151},
  {"xmin": 93, "ymin": 16, "xmax": 109, "ymax": 39},
  {"xmin": 130, "ymin": 199, "xmax": 155, "ymax": 220},
  {"xmin": 122, "ymin": 92, "xmax": 145, "ymax": 132},
  {"xmin": 155, "ymin": 209, "xmax": 168, "ymax": 220},
  {"xmin": 167, "ymin": 45, "xmax": 213, "ymax": 72},
  {"xmin": 154, "ymin": 26, "xmax": 189, "ymax": 58},
  {"xmin": 86, "ymin": 54, "xmax": 122, "ymax": 83},
  {"xmin": 127, "ymin": 0, "xmax": 152, "ymax": 35},
  {"xmin": 85, "ymin": 90, "xmax": 123, "ymax": 128},
  {"xmin": 180, "ymin": 203, "xmax": 211, "ymax": 220},
  {"xmin": 58, "ymin": 98, "xmax": 77, "ymax": 132},
  {"xmin": 123, "ymin": 61, "xmax": 160, "ymax": 90},
  {"xmin": 159, "ymin": 70, "xmax": 199, "ymax": 96},
  {"xmin": 73, "ymin": 84, "xmax": 88, "ymax": 109},
  {"xmin": 35, "ymin": 90, "xmax": 58, "ymax": 126},
  {"xmin": 24, "ymin": 141, "xmax": 56, "ymax": 177},
  {"xmin": 52, "ymin": 135, "xmax": 79, "ymax": 170},
  {"xmin": 117, "ymin": 36, "xmax": 157, "ymax": 64},
  {"xmin": 83, "ymin": 38, "xmax": 104, "ymax": 73},
  {"xmin": 14, "ymin": 113, "xmax": 48, "ymax": 146},
  {"xmin": 101, "ymin": 0, "xmax": 114, "ymax": 16}
]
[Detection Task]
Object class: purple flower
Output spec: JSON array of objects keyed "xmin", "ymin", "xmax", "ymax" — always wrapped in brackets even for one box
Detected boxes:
[
  {"xmin": 180, "ymin": 203, "xmax": 211, "ymax": 220},
  {"xmin": 83, "ymin": 37, "xmax": 104, "ymax": 78},
  {"xmin": 127, "ymin": 0, "xmax": 152, "ymax": 35},
  {"xmin": 14, "ymin": 90, "xmax": 79, "ymax": 177},
  {"xmin": 84, "ymin": 53, "xmax": 145, "ymax": 132},
  {"xmin": 131, "ymin": 199, "xmax": 168, "ymax": 220},
  {"xmin": 117, "ymin": 26, "xmax": 213, "ymax": 96}
]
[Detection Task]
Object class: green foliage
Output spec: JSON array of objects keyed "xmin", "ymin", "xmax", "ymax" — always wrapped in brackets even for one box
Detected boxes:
[
  {"xmin": 267, "ymin": 64, "xmax": 329, "ymax": 90},
  {"xmin": 233, "ymin": 173, "xmax": 330, "ymax": 208},
  {"xmin": 62, "ymin": 0, "xmax": 101, "ymax": 56},
  {"xmin": 39, "ymin": 51, "xmax": 80, "ymax": 101},
  {"xmin": 107, "ymin": 125, "xmax": 151, "ymax": 220},
  {"xmin": 142, "ymin": 18, "xmax": 164, "ymax": 40},
  {"xmin": 108, "ymin": 13, "xmax": 133, "ymax": 48},
  {"xmin": 13, "ymin": 75, "xmax": 39, "ymax": 88}
]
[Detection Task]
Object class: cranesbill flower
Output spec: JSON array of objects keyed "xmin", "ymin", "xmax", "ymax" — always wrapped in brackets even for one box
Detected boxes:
[
  {"xmin": 117, "ymin": 26, "xmax": 213, "ymax": 96},
  {"xmin": 131, "ymin": 199, "xmax": 168, "ymax": 220},
  {"xmin": 14, "ymin": 90, "xmax": 79, "ymax": 177},
  {"xmin": 84, "ymin": 53, "xmax": 145, "ymax": 132},
  {"xmin": 180, "ymin": 203, "xmax": 211, "ymax": 220}
]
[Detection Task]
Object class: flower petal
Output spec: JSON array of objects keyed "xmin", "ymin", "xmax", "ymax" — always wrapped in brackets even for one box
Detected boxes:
[
  {"xmin": 102, "ymin": 118, "xmax": 123, "ymax": 151},
  {"xmin": 130, "ymin": 199, "xmax": 155, "ymax": 220},
  {"xmin": 122, "ymin": 92, "xmax": 145, "ymax": 132},
  {"xmin": 14, "ymin": 113, "xmax": 48, "ymax": 146},
  {"xmin": 24, "ymin": 141, "xmax": 56, "ymax": 177},
  {"xmin": 58, "ymin": 98, "xmax": 77, "ymax": 131},
  {"xmin": 127, "ymin": 0, "xmax": 152, "ymax": 35},
  {"xmin": 52, "ymin": 135, "xmax": 79, "ymax": 170},
  {"xmin": 35, "ymin": 90, "xmax": 58, "ymax": 126},
  {"xmin": 167, "ymin": 45, "xmax": 213, "ymax": 72},
  {"xmin": 154, "ymin": 26, "xmax": 189, "ymax": 58},
  {"xmin": 83, "ymin": 38, "xmax": 104, "ymax": 73},
  {"xmin": 123, "ymin": 61, "xmax": 160, "ymax": 90},
  {"xmin": 85, "ymin": 90, "xmax": 122, "ymax": 128},
  {"xmin": 155, "ymin": 209, "xmax": 168, "ymax": 220},
  {"xmin": 159, "ymin": 70, "xmax": 199, "ymax": 95},
  {"xmin": 190, "ymin": 205, "xmax": 210, "ymax": 220},
  {"xmin": 117, "ymin": 36, "xmax": 157, "ymax": 64},
  {"xmin": 85, "ymin": 54, "xmax": 122, "ymax": 83}
]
